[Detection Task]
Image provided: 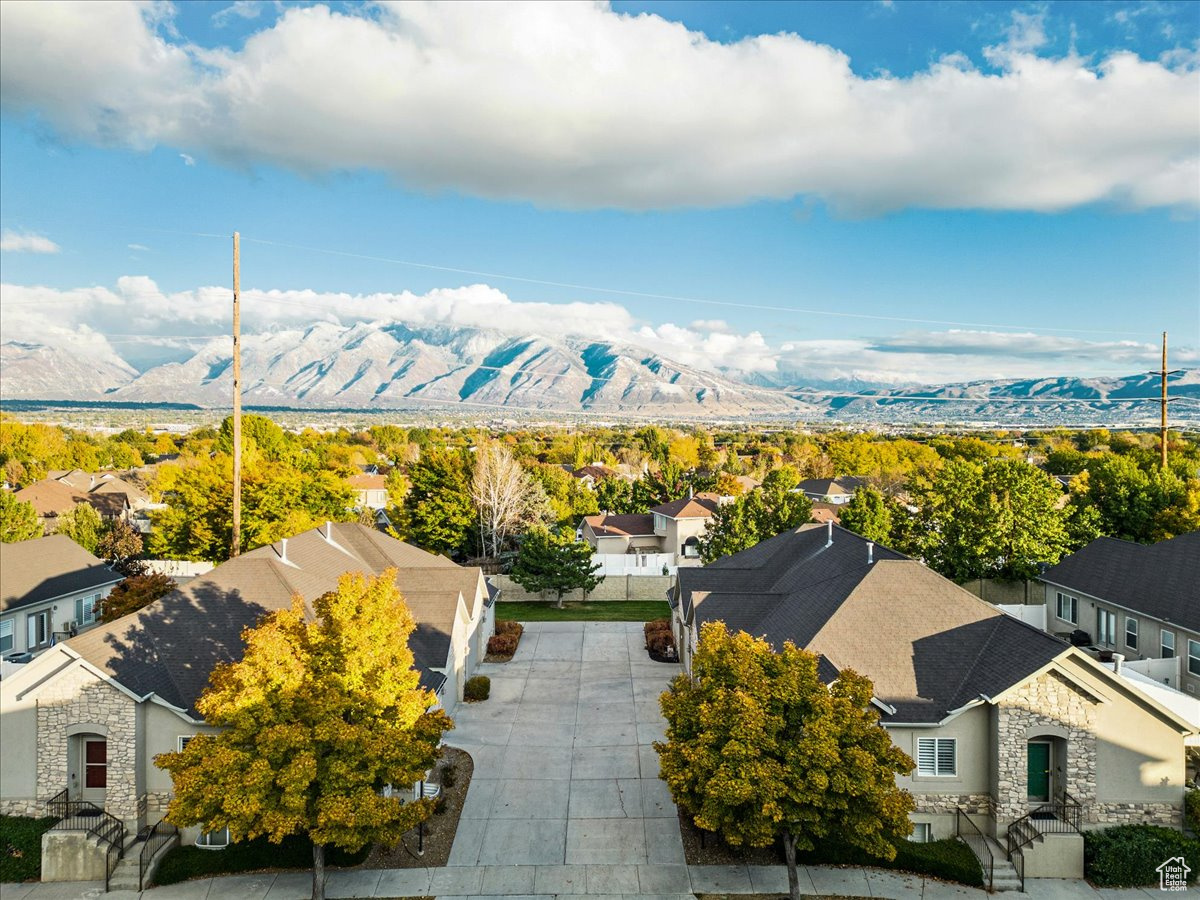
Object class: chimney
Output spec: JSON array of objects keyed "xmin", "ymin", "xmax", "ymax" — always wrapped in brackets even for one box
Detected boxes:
[
  {"xmin": 867, "ymin": 542, "xmax": 874, "ymax": 565},
  {"xmin": 688, "ymin": 486, "xmax": 694, "ymax": 499},
  {"xmin": 279, "ymin": 538, "xmax": 288, "ymax": 563},
  {"xmin": 323, "ymin": 520, "xmax": 332, "ymax": 540},
  {"xmin": 1111, "ymin": 653, "xmax": 1124, "ymax": 674},
  {"xmin": 825, "ymin": 520, "xmax": 833, "ymax": 547}
]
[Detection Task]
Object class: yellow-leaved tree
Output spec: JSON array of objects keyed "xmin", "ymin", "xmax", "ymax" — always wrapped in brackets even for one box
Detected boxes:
[
  {"xmin": 656, "ymin": 622, "xmax": 916, "ymax": 900},
  {"xmin": 156, "ymin": 569, "xmax": 452, "ymax": 900}
]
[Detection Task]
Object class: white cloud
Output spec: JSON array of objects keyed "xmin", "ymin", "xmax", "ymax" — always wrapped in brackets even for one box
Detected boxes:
[
  {"xmin": 212, "ymin": 1, "xmax": 269, "ymax": 28},
  {"xmin": 0, "ymin": 2, "xmax": 1195, "ymax": 214},
  {"xmin": 0, "ymin": 230, "xmax": 61, "ymax": 253},
  {"xmin": 127, "ymin": 243, "xmax": 150, "ymax": 251},
  {"xmin": 2, "ymin": 278, "xmax": 1193, "ymax": 384},
  {"xmin": 179, "ymin": 153, "xmax": 195, "ymax": 166}
]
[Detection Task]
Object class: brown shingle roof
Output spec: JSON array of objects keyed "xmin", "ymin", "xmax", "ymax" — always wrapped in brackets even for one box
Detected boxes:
[
  {"xmin": 66, "ymin": 523, "xmax": 481, "ymax": 714},
  {"xmin": 347, "ymin": 473, "xmax": 387, "ymax": 490},
  {"xmin": 0, "ymin": 535, "xmax": 121, "ymax": 612},
  {"xmin": 650, "ymin": 496, "xmax": 719, "ymax": 519},
  {"xmin": 583, "ymin": 514, "xmax": 655, "ymax": 537},
  {"xmin": 677, "ymin": 524, "xmax": 1066, "ymax": 723},
  {"xmin": 14, "ymin": 479, "xmax": 85, "ymax": 517}
]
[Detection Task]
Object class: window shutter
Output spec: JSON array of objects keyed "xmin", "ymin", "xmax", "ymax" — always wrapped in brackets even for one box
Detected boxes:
[
  {"xmin": 937, "ymin": 739, "xmax": 956, "ymax": 776},
  {"xmin": 917, "ymin": 739, "xmax": 936, "ymax": 775},
  {"xmin": 178, "ymin": 735, "xmax": 194, "ymax": 752}
]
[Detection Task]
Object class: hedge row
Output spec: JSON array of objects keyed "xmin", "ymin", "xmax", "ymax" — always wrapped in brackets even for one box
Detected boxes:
[
  {"xmin": 794, "ymin": 837, "xmax": 984, "ymax": 888},
  {"xmin": 1084, "ymin": 824, "xmax": 1199, "ymax": 887},
  {"xmin": 155, "ymin": 834, "xmax": 368, "ymax": 885}
]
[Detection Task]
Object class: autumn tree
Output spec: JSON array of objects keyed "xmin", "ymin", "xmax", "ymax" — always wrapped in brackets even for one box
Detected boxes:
[
  {"xmin": 101, "ymin": 572, "xmax": 177, "ymax": 623},
  {"xmin": 157, "ymin": 571, "xmax": 452, "ymax": 900},
  {"xmin": 510, "ymin": 526, "xmax": 603, "ymax": 608},
  {"xmin": 97, "ymin": 518, "xmax": 145, "ymax": 576},
  {"xmin": 838, "ymin": 486, "xmax": 893, "ymax": 544},
  {"xmin": 699, "ymin": 469, "xmax": 813, "ymax": 562},
  {"xmin": 656, "ymin": 622, "xmax": 915, "ymax": 900},
  {"xmin": 57, "ymin": 502, "xmax": 104, "ymax": 554},
  {"xmin": 0, "ymin": 491, "xmax": 41, "ymax": 542}
]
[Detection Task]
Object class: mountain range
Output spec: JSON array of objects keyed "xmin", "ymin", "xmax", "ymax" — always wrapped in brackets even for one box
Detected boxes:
[{"xmin": 2, "ymin": 324, "xmax": 1196, "ymax": 425}]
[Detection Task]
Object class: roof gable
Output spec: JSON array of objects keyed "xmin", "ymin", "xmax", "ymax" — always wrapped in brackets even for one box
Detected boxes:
[{"xmin": 1, "ymin": 534, "xmax": 121, "ymax": 612}]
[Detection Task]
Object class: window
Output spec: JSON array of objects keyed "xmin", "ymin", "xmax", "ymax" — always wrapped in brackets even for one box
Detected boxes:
[
  {"xmin": 1096, "ymin": 609, "xmax": 1117, "ymax": 646},
  {"xmin": 1189, "ymin": 640, "xmax": 1200, "ymax": 678},
  {"xmin": 178, "ymin": 735, "xmax": 195, "ymax": 752},
  {"xmin": 1161, "ymin": 630, "xmax": 1175, "ymax": 659},
  {"xmin": 1055, "ymin": 592, "xmax": 1077, "ymax": 625},
  {"xmin": 653, "ymin": 513, "xmax": 668, "ymax": 534},
  {"xmin": 0, "ymin": 620, "xmax": 13, "ymax": 654},
  {"xmin": 1125, "ymin": 617, "xmax": 1138, "ymax": 651},
  {"xmin": 196, "ymin": 827, "xmax": 229, "ymax": 850},
  {"xmin": 916, "ymin": 738, "xmax": 957, "ymax": 777},
  {"xmin": 84, "ymin": 740, "xmax": 106, "ymax": 789},
  {"xmin": 26, "ymin": 611, "xmax": 50, "ymax": 649},
  {"xmin": 909, "ymin": 823, "xmax": 932, "ymax": 843},
  {"xmin": 75, "ymin": 594, "xmax": 99, "ymax": 627}
]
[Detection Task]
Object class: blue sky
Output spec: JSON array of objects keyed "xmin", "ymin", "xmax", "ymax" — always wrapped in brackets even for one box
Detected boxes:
[{"xmin": 1, "ymin": 0, "xmax": 1197, "ymax": 385}]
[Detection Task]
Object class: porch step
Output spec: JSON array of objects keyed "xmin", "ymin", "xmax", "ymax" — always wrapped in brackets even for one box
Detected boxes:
[{"xmin": 982, "ymin": 835, "xmax": 1023, "ymax": 892}]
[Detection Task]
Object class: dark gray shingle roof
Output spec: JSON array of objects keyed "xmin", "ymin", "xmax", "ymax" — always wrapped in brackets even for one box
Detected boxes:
[
  {"xmin": 678, "ymin": 523, "xmax": 1066, "ymax": 723},
  {"xmin": 1041, "ymin": 532, "xmax": 1199, "ymax": 633},
  {"xmin": 67, "ymin": 523, "xmax": 481, "ymax": 714},
  {"xmin": 0, "ymin": 534, "xmax": 122, "ymax": 613}
]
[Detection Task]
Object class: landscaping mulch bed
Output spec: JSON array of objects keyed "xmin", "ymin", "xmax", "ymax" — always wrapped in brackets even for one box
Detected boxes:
[
  {"xmin": 362, "ymin": 746, "xmax": 473, "ymax": 869},
  {"xmin": 679, "ymin": 810, "xmax": 783, "ymax": 866}
]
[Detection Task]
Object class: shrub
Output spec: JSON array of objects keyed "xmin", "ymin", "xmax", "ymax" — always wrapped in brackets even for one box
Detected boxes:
[
  {"xmin": 794, "ymin": 837, "xmax": 983, "ymax": 887},
  {"xmin": 647, "ymin": 631, "xmax": 675, "ymax": 656},
  {"xmin": 155, "ymin": 834, "xmax": 368, "ymax": 885},
  {"xmin": 440, "ymin": 765, "xmax": 457, "ymax": 789},
  {"xmin": 644, "ymin": 618, "xmax": 672, "ymax": 640},
  {"xmin": 1187, "ymin": 788, "xmax": 1199, "ymax": 834},
  {"xmin": 1084, "ymin": 824, "xmax": 1200, "ymax": 887},
  {"xmin": 487, "ymin": 633, "xmax": 518, "ymax": 656},
  {"xmin": 0, "ymin": 815, "xmax": 56, "ymax": 882},
  {"xmin": 464, "ymin": 675, "xmax": 491, "ymax": 702},
  {"xmin": 496, "ymin": 620, "xmax": 524, "ymax": 638}
]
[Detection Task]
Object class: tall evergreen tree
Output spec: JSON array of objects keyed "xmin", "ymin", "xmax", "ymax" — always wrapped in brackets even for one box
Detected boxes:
[
  {"xmin": 510, "ymin": 526, "xmax": 603, "ymax": 608},
  {"xmin": 398, "ymin": 451, "xmax": 474, "ymax": 558}
]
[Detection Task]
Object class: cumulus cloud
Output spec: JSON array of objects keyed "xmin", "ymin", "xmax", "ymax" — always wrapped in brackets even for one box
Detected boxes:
[
  {"xmin": 0, "ymin": 1, "xmax": 1196, "ymax": 214},
  {"xmin": 2, "ymin": 278, "xmax": 1192, "ymax": 384},
  {"xmin": 211, "ymin": 1, "xmax": 273, "ymax": 28},
  {"xmin": 0, "ymin": 230, "xmax": 61, "ymax": 253}
]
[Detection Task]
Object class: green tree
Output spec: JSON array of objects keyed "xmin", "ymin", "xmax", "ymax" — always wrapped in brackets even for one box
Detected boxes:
[
  {"xmin": 398, "ymin": 451, "xmax": 474, "ymax": 558},
  {"xmin": 157, "ymin": 570, "xmax": 452, "ymax": 900},
  {"xmin": 0, "ymin": 491, "xmax": 41, "ymax": 542},
  {"xmin": 838, "ymin": 486, "xmax": 893, "ymax": 544},
  {"xmin": 656, "ymin": 623, "xmax": 915, "ymax": 900},
  {"xmin": 1071, "ymin": 455, "xmax": 1198, "ymax": 543},
  {"xmin": 510, "ymin": 526, "xmax": 603, "ymax": 609},
  {"xmin": 57, "ymin": 502, "xmax": 104, "ymax": 554},
  {"xmin": 594, "ymin": 476, "xmax": 634, "ymax": 514},
  {"xmin": 910, "ymin": 459, "xmax": 1073, "ymax": 581},
  {"xmin": 101, "ymin": 572, "xmax": 177, "ymax": 623},
  {"xmin": 699, "ymin": 475, "xmax": 813, "ymax": 563}
]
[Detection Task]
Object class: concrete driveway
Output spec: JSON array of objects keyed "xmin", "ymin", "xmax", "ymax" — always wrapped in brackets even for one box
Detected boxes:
[{"xmin": 445, "ymin": 621, "xmax": 685, "ymax": 869}]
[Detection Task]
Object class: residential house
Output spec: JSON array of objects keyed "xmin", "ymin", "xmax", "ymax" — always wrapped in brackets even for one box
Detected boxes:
[
  {"xmin": 581, "ymin": 493, "xmax": 721, "ymax": 571},
  {"xmin": 347, "ymin": 472, "xmax": 388, "ymax": 510},
  {"xmin": 0, "ymin": 535, "xmax": 123, "ymax": 662},
  {"xmin": 795, "ymin": 476, "xmax": 867, "ymax": 505},
  {"xmin": 15, "ymin": 471, "xmax": 144, "ymax": 532},
  {"xmin": 671, "ymin": 522, "xmax": 1193, "ymax": 878},
  {"xmin": 1040, "ymin": 532, "xmax": 1199, "ymax": 695},
  {"xmin": 569, "ymin": 464, "xmax": 619, "ymax": 489},
  {"xmin": 0, "ymin": 523, "xmax": 496, "ymax": 840}
]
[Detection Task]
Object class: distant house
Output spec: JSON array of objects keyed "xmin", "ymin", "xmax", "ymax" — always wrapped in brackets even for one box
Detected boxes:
[
  {"xmin": 0, "ymin": 535, "xmax": 122, "ymax": 661},
  {"xmin": 0, "ymin": 523, "xmax": 496, "ymax": 838},
  {"xmin": 347, "ymin": 472, "xmax": 388, "ymax": 509},
  {"xmin": 580, "ymin": 493, "xmax": 721, "ymax": 569},
  {"xmin": 15, "ymin": 470, "xmax": 146, "ymax": 532},
  {"xmin": 1041, "ymin": 532, "xmax": 1199, "ymax": 695},
  {"xmin": 671, "ymin": 522, "xmax": 1193, "ymax": 877},
  {"xmin": 569, "ymin": 464, "xmax": 619, "ymax": 489},
  {"xmin": 795, "ymin": 476, "xmax": 867, "ymax": 505}
]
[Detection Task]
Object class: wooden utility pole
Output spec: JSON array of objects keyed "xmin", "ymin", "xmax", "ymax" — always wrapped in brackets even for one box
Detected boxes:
[
  {"xmin": 231, "ymin": 231, "xmax": 242, "ymax": 557},
  {"xmin": 1160, "ymin": 330, "xmax": 1168, "ymax": 471}
]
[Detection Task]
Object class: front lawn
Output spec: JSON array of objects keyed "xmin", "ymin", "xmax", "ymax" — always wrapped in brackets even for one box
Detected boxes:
[
  {"xmin": 0, "ymin": 815, "xmax": 56, "ymax": 882},
  {"xmin": 496, "ymin": 600, "xmax": 670, "ymax": 622}
]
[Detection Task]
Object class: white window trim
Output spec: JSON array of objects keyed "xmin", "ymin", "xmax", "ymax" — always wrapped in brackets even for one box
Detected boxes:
[
  {"xmin": 178, "ymin": 735, "xmax": 195, "ymax": 752},
  {"xmin": 0, "ymin": 620, "xmax": 13, "ymax": 654},
  {"xmin": 1188, "ymin": 640, "xmax": 1200, "ymax": 678},
  {"xmin": 909, "ymin": 822, "xmax": 932, "ymax": 843},
  {"xmin": 1096, "ymin": 609, "xmax": 1117, "ymax": 646},
  {"xmin": 1125, "ymin": 616, "xmax": 1138, "ymax": 651},
  {"xmin": 195, "ymin": 826, "xmax": 229, "ymax": 850},
  {"xmin": 1055, "ymin": 592, "xmax": 1077, "ymax": 625},
  {"xmin": 916, "ymin": 737, "xmax": 957, "ymax": 777},
  {"xmin": 1161, "ymin": 630, "xmax": 1175, "ymax": 659}
]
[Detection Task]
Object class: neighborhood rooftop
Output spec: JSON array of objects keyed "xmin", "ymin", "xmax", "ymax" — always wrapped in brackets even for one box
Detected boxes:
[
  {"xmin": 0, "ymin": 535, "xmax": 122, "ymax": 614},
  {"xmin": 675, "ymin": 523, "xmax": 1069, "ymax": 724},
  {"xmin": 64, "ymin": 523, "xmax": 484, "ymax": 715}
]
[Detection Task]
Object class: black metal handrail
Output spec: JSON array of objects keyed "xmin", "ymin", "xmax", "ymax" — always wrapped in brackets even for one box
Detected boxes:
[
  {"xmin": 1005, "ymin": 790, "xmax": 1083, "ymax": 892},
  {"xmin": 956, "ymin": 807, "xmax": 993, "ymax": 892},
  {"xmin": 46, "ymin": 790, "xmax": 127, "ymax": 891},
  {"xmin": 1010, "ymin": 842, "xmax": 1026, "ymax": 891},
  {"xmin": 138, "ymin": 817, "xmax": 178, "ymax": 890}
]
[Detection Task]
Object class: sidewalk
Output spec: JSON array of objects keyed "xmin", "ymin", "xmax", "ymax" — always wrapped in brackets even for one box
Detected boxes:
[{"xmin": 3, "ymin": 864, "xmax": 1195, "ymax": 900}]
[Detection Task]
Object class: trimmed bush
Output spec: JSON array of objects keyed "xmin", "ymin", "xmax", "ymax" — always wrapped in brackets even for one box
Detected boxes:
[
  {"xmin": 644, "ymin": 618, "xmax": 672, "ymax": 640},
  {"xmin": 464, "ymin": 675, "xmax": 491, "ymax": 702},
  {"xmin": 1187, "ymin": 788, "xmax": 1199, "ymax": 834},
  {"xmin": 0, "ymin": 815, "xmax": 56, "ymax": 883},
  {"xmin": 647, "ymin": 631, "xmax": 675, "ymax": 656},
  {"xmin": 496, "ymin": 620, "xmax": 524, "ymax": 638},
  {"xmin": 794, "ymin": 837, "xmax": 983, "ymax": 887},
  {"xmin": 487, "ymin": 633, "xmax": 518, "ymax": 656},
  {"xmin": 1084, "ymin": 824, "xmax": 1200, "ymax": 887},
  {"xmin": 155, "ymin": 834, "xmax": 368, "ymax": 885}
]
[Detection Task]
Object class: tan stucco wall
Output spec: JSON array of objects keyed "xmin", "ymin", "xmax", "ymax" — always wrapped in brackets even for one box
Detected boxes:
[
  {"xmin": 0, "ymin": 583, "xmax": 117, "ymax": 655},
  {"xmin": 890, "ymin": 706, "xmax": 992, "ymax": 797}
]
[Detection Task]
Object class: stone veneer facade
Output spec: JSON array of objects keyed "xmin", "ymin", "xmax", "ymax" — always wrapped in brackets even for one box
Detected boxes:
[
  {"xmin": 1090, "ymin": 802, "xmax": 1183, "ymax": 827},
  {"xmin": 994, "ymin": 670, "xmax": 1098, "ymax": 826},
  {"xmin": 34, "ymin": 665, "xmax": 138, "ymax": 823},
  {"xmin": 912, "ymin": 792, "xmax": 992, "ymax": 817}
]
